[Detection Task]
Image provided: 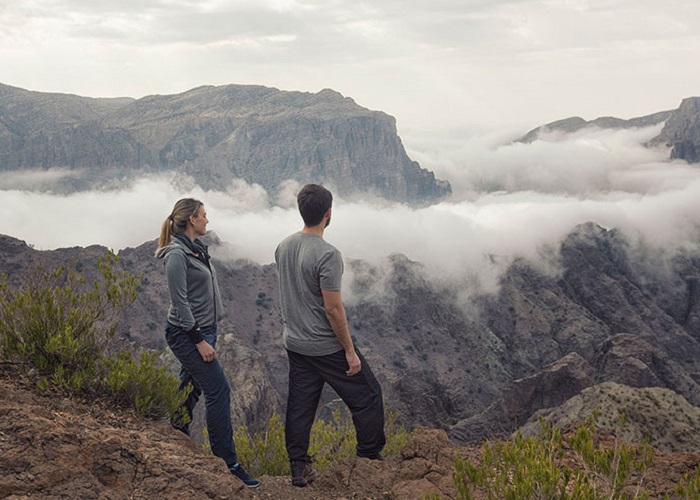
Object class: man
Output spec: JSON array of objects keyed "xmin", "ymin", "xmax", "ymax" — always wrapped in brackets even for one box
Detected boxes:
[{"xmin": 275, "ymin": 184, "xmax": 386, "ymax": 487}]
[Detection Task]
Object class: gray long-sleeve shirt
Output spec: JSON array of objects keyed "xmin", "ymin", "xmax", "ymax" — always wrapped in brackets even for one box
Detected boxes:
[{"xmin": 156, "ymin": 237, "xmax": 224, "ymax": 341}]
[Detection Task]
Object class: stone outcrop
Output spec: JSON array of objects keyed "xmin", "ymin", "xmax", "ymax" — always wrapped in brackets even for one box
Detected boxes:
[
  {"xmin": 520, "ymin": 382, "xmax": 700, "ymax": 453},
  {"xmin": 0, "ymin": 82, "xmax": 450, "ymax": 203},
  {"xmin": 449, "ymin": 352, "xmax": 596, "ymax": 442},
  {"xmin": 650, "ymin": 97, "xmax": 700, "ymax": 163}
]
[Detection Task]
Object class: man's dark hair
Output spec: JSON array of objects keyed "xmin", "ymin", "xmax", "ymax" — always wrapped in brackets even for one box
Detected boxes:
[{"xmin": 297, "ymin": 184, "xmax": 333, "ymax": 227}]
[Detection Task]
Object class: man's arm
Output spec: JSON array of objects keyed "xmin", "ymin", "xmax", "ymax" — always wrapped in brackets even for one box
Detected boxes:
[{"xmin": 321, "ymin": 289, "xmax": 361, "ymax": 376}]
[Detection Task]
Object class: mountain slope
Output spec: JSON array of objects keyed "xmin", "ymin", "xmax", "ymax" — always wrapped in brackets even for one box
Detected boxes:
[
  {"xmin": 0, "ymin": 82, "xmax": 450, "ymax": 203},
  {"xmin": 2, "ymin": 220, "xmax": 699, "ymax": 447}
]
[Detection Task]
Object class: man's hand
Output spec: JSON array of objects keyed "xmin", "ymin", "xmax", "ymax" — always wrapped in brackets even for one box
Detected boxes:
[
  {"xmin": 322, "ymin": 289, "xmax": 361, "ymax": 376},
  {"xmin": 346, "ymin": 350, "xmax": 361, "ymax": 376},
  {"xmin": 196, "ymin": 340, "xmax": 217, "ymax": 362}
]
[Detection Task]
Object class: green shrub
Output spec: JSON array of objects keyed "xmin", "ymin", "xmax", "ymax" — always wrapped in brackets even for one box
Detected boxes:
[
  {"xmin": 104, "ymin": 349, "xmax": 190, "ymax": 420},
  {"xmin": 454, "ymin": 416, "xmax": 655, "ymax": 500},
  {"xmin": 0, "ymin": 253, "xmax": 184, "ymax": 422},
  {"xmin": 0, "ymin": 253, "xmax": 139, "ymax": 392},
  {"xmin": 568, "ymin": 414, "xmax": 653, "ymax": 498},
  {"xmin": 672, "ymin": 466, "xmax": 700, "ymax": 499},
  {"xmin": 384, "ymin": 410, "xmax": 412, "ymax": 456},
  {"xmin": 231, "ymin": 408, "xmax": 412, "ymax": 476},
  {"xmin": 233, "ymin": 414, "xmax": 288, "ymax": 476},
  {"xmin": 454, "ymin": 420, "xmax": 576, "ymax": 500}
]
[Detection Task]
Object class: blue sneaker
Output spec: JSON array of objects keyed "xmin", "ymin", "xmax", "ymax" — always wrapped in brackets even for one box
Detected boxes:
[{"xmin": 229, "ymin": 463, "xmax": 261, "ymax": 489}]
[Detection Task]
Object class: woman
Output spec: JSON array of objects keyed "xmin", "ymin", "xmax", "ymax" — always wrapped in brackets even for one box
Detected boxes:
[{"xmin": 155, "ymin": 198, "xmax": 260, "ymax": 489}]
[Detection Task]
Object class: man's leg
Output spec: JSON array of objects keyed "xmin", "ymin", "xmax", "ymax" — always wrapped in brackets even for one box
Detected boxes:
[
  {"xmin": 311, "ymin": 348, "xmax": 386, "ymax": 459},
  {"xmin": 285, "ymin": 349, "xmax": 325, "ymax": 462}
]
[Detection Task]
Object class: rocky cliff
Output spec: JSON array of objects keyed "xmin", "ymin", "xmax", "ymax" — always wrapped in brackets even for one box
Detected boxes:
[
  {"xmin": 0, "ymin": 83, "xmax": 450, "ymax": 203},
  {"xmin": 2, "ymin": 220, "xmax": 699, "ymax": 446},
  {"xmin": 651, "ymin": 97, "xmax": 700, "ymax": 163}
]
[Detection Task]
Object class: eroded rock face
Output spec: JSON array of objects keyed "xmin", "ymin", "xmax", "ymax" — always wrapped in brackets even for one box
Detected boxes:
[
  {"xmin": 595, "ymin": 334, "xmax": 700, "ymax": 405},
  {"xmin": 449, "ymin": 352, "xmax": 596, "ymax": 442},
  {"xmin": 652, "ymin": 97, "xmax": 700, "ymax": 163},
  {"xmin": 520, "ymin": 382, "xmax": 700, "ymax": 454},
  {"xmin": 0, "ymin": 83, "xmax": 450, "ymax": 204}
]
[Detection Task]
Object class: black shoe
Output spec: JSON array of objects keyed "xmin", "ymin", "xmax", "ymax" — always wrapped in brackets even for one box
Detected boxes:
[
  {"xmin": 229, "ymin": 463, "xmax": 261, "ymax": 489},
  {"xmin": 169, "ymin": 418, "xmax": 191, "ymax": 437},
  {"xmin": 359, "ymin": 452, "xmax": 383, "ymax": 460},
  {"xmin": 290, "ymin": 460, "xmax": 317, "ymax": 487}
]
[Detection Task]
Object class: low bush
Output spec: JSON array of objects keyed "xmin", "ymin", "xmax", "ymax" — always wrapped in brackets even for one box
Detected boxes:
[
  {"xmin": 454, "ymin": 415, "xmax": 655, "ymax": 500},
  {"xmin": 231, "ymin": 408, "xmax": 412, "ymax": 476},
  {"xmin": 674, "ymin": 466, "xmax": 700, "ymax": 499},
  {"xmin": 105, "ymin": 350, "xmax": 190, "ymax": 420},
  {"xmin": 0, "ymin": 253, "xmax": 139, "ymax": 391},
  {"xmin": 0, "ymin": 253, "xmax": 182, "ymax": 421}
]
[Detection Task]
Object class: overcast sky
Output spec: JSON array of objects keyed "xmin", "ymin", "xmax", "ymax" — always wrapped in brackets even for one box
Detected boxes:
[{"xmin": 2, "ymin": 0, "xmax": 699, "ymax": 133}]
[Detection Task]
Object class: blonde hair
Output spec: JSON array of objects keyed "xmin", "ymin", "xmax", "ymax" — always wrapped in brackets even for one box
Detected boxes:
[{"xmin": 155, "ymin": 198, "xmax": 204, "ymax": 255}]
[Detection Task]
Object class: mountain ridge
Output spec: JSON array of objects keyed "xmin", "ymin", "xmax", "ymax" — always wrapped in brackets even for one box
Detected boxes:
[
  {"xmin": 517, "ymin": 97, "xmax": 700, "ymax": 164},
  {"xmin": 0, "ymin": 82, "xmax": 450, "ymax": 203}
]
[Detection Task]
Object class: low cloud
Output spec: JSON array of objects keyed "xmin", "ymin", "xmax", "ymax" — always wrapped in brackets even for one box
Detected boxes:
[
  {"xmin": 0, "ymin": 168, "xmax": 83, "ymax": 191},
  {"xmin": 1, "ymin": 125, "xmax": 699, "ymax": 298}
]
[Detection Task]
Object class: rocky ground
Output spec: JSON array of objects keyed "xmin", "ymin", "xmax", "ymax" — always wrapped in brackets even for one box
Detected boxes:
[{"xmin": 1, "ymin": 367, "xmax": 698, "ymax": 500}]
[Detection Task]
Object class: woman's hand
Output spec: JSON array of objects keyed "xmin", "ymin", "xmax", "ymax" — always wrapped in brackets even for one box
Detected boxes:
[{"xmin": 196, "ymin": 340, "xmax": 217, "ymax": 362}]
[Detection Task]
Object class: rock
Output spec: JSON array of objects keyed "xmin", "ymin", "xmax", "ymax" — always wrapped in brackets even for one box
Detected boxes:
[
  {"xmin": 520, "ymin": 382, "xmax": 700, "ymax": 453},
  {"xmin": 449, "ymin": 352, "xmax": 595, "ymax": 442},
  {"xmin": 0, "ymin": 370, "xmax": 255, "ymax": 500},
  {"xmin": 0, "ymin": 368, "xmax": 698, "ymax": 499},
  {"xmin": 651, "ymin": 96, "xmax": 700, "ymax": 163},
  {"xmin": 595, "ymin": 333, "xmax": 700, "ymax": 405}
]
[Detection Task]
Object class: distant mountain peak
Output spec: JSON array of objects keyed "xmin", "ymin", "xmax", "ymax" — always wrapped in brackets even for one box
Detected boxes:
[{"xmin": 518, "ymin": 109, "xmax": 674, "ymax": 144}]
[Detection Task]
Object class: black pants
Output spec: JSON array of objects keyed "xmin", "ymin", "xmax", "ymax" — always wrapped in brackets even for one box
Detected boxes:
[{"xmin": 285, "ymin": 348, "xmax": 386, "ymax": 462}]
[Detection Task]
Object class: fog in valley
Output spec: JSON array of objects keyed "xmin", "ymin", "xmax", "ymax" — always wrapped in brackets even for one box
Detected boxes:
[{"xmin": 1, "ymin": 124, "xmax": 699, "ymax": 295}]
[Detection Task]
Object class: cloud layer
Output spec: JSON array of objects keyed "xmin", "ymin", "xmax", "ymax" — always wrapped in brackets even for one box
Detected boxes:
[{"xmin": 2, "ymin": 124, "xmax": 699, "ymax": 296}]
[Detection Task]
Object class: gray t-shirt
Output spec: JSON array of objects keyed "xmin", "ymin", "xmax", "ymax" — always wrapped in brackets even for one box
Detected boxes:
[{"xmin": 275, "ymin": 232, "xmax": 344, "ymax": 356}]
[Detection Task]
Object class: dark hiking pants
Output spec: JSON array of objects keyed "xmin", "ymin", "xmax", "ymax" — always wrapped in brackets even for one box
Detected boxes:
[
  {"xmin": 285, "ymin": 348, "xmax": 386, "ymax": 462},
  {"xmin": 166, "ymin": 322, "xmax": 239, "ymax": 466}
]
